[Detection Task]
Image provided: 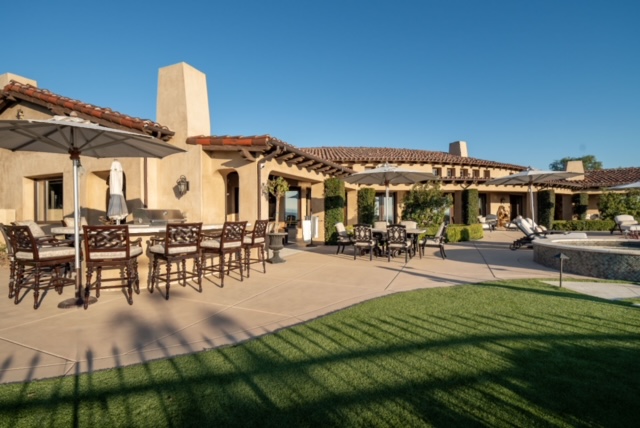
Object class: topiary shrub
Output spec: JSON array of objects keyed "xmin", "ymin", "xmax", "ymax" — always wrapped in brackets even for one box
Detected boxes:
[
  {"xmin": 551, "ymin": 219, "xmax": 615, "ymax": 231},
  {"xmin": 462, "ymin": 189, "xmax": 479, "ymax": 225},
  {"xmin": 445, "ymin": 223, "xmax": 483, "ymax": 242},
  {"xmin": 537, "ymin": 189, "xmax": 555, "ymax": 229},
  {"xmin": 324, "ymin": 178, "xmax": 345, "ymax": 244},
  {"xmin": 572, "ymin": 193, "xmax": 589, "ymax": 220},
  {"xmin": 357, "ymin": 188, "xmax": 376, "ymax": 225}
]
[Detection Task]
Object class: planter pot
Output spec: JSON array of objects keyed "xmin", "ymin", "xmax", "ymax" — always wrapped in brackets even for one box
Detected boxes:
[{"xmin": 267, "ymin": 232, "xmax": 287, "ymax": 264}]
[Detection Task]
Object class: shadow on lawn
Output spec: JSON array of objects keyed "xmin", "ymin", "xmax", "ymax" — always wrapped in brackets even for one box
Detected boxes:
[{"xmin": 1, "ymin": 292, "xmax": 640, "ymax": 427}]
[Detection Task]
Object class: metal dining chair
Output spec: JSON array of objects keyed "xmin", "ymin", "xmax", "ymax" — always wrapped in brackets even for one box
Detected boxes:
[
  {"xmin": 242, "ymin": 219, "xmax": 269, "ymax": 278},
  {"xmin": 7, "ymin": 225, "xmax": 75, "ymax": 309},
  {"xmin": 83, "ymin": 225, "xmax": 143, "ymax": 306},
  {"xmin": 353, "ymin": 224, "xmax": 376, "ymax": 261},
  {"xmin": 386, "ymin": 224, "xmax": 413, "ymax": 262},
  {"xmin": 201, "ymin": 221, "xmax": 247, "ymax": 287},
  {"xmin": 148, "ymin": 222, "xmax": 203, "ymax": 300}
]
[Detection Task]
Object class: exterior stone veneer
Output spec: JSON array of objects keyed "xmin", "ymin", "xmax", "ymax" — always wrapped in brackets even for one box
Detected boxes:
[{"xmin": 533, "ymin": 239, "xmax": 640, "ymax": 283}]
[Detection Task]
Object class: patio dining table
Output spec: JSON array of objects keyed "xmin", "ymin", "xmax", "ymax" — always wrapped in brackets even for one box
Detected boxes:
[{"xmin": 372, "ymin": 228, "xmax": 426, "ymax": 258}]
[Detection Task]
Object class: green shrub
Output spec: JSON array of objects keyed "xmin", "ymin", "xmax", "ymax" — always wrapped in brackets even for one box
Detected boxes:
[
  {"xmin": 572, "ymin": 193, "xmax": 589, "ymax": 220},
  {"xmin": 537, "ymin": 190, "xmax": 555, "ymax": 230},
  {"xmin": 445, "ymin": 223, "xmax": 483, "ymax": 242},
  {"xmin": 403, "ymin": 182, "xmax": 452, "ymax": 228},
  {"xmin": 462, "ymin": 189, "xmax": 479, "ymax": 225},
  {"xmin": 324, "ymin": 178, "xmax": 345, "ymax": 244},
  {"xmin": 551, "ymin": 219, "xmax": 615, "ymax": 231},
  {"xmin": 357, "ymin": 188, "xmax": 376, "ymax": 225}
]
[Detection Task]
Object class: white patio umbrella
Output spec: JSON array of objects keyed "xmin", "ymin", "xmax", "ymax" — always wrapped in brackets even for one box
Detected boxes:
[
  {"xmin": 0, "ymin": 116, "xmax": 185, "ymax": 308},
  {"xmin": 486, "ymin": 167, "xmax": 583, "ymax": 225},
  {"xmin": 343, "ymin": 163, "xmax": 438, "ymax": 223},
  {"xmin": 107, "ymin": 159, "xmax": 128, "ymax": 224},
  {"xmin": 608, "ymin": 181, "xmax": 640, "ymax": 190}
]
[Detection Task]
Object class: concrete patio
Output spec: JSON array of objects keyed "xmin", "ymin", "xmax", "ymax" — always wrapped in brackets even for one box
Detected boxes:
[{"xmin": 1, "ymin": 229, "xmax": 637, "ymax": 385}]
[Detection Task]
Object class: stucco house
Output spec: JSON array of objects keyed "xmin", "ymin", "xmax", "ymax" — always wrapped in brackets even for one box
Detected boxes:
[{"xmin": 1, "ymin": 62, "xmax": 639, "ymax": 242}]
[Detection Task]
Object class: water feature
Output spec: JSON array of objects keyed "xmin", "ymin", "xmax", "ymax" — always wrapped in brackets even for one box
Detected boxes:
[{"xmin": 533, "ymin": 238, "xmax": 640, "ymax": 282}]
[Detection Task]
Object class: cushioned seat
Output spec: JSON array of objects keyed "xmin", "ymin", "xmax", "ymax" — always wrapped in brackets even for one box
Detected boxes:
[
  {"xmin": 83, "ymin": 225, "xmax": 143, "ymax": 306},
  {"xmin": 242, "ymin": 219, "xmax": 268, "ymax": 278},
  {"xmin": 149, "ymin": 223, "xmax": 203, "ymax": 299},
  {"xmin": 7, "ymin": 225, "xmax": 75, "ymax": 309},
  {"xmin": 353, "ymin": 224, "xmax": 376, "ymax": 261},
  {"xmin": 201, "ymin": 221, "xmax": 247, "ymax": 287}
]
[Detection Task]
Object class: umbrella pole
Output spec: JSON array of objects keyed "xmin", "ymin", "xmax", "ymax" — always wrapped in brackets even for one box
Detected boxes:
[
  {"xmin": 385, "ymin": 186, "xmax": 390, "ymax": 223},
  {"xmin": 58, "ymin": 154, "xmax": 96, "ymax": 309},
  {"xmin": 529, "ymin": 183, "xmax": 535, "ymax": 226}
]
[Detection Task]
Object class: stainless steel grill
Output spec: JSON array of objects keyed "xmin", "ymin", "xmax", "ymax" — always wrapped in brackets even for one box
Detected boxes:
[{"xmin": 132, "ymin": 208, "xmax": 186, "ymax": 225}]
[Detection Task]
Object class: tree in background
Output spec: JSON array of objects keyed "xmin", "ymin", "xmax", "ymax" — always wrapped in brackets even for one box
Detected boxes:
[
  {"xmin": 549, "ymin": 155, "xmax": 602, "ymax": 171},
  {"xmin": 599, "ymin": 190, "xmax": 640, "ymax": 220},
  {"xmin": 264, "ymin": 176, "xmax": 290, "ymax": 231},
  {"xmin": 402, "ymin": 182, "xmax": 452, "ymax": 227}
]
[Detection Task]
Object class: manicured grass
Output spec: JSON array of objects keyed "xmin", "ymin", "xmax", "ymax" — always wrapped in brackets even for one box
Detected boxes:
[{"xmin": 1, "ymin": 279, "xmax": 639, "ymax": 427}]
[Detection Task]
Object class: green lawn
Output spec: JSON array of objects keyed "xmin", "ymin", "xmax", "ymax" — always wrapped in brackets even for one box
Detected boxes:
[{"xmin": 1, "ymin": 279, "xmax": 639, "ymax": 427}]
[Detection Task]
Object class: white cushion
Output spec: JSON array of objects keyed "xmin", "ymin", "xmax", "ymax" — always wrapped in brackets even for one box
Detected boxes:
[
  {"xmin": 90, "ymin": 246, "xmax": 143, "ymax": 260},
  {"xmin": 16, "ymin": 246, "xmax": 76, "ymax": 260},
  {"xmin": 243, "ymin": 236, "xmax": 265, "ymax": 244},
  {"xmin": 201, "ymin": 239, "xmax": 242, "ymax": 249},
  {"xmin": 149, "ymin": 244, "xmax": 198, "ymax": 255},
  {"xmin": 15, "ymin": 221, "xmax": 47, "ymax": 237}
]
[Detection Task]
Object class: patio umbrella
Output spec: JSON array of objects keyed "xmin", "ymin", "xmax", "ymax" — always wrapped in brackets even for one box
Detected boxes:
[
  {"xmin": 107, "ymin": 159, "xmax": 128, "ymax": 224},
  {"xmin": 343, "ymin": 163, "xmax": 438, "ymax": 223},
  {"xmin": 0, "ymin": 115, "xmax": 185, "ymax": 308},
  {"xmin": 608, "ymin": 180, "xmax": 640, "ymax": 190},
  {"xmin": 486, "ymin": 167, "xmax": 583, "ymax": 225}
]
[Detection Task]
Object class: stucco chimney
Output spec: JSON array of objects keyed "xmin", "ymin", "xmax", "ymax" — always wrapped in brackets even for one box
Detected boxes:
[
  {"xmin": 565, "ymin": 160, "xmax": 585, "ymax": 180},
  {"xmin": 0, "ymin": 73, "xmax": 37, "ymax": 88},
  {"xmin": 449, "ymin": 141, "xmax": 468, "ymax": 157}
]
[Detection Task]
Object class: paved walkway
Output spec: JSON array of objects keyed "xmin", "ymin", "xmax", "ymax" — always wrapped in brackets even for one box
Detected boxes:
[{"xmin": 1, "ymin": 229, "xmax": 637, "ymax": 384}]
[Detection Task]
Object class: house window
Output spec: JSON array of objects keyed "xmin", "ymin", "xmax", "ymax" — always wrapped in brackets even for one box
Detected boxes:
[
  {"xmin": 484, "ymin": 170, "xmax": 491, "ymax": 179},
  {"xmin": 473, "ymin": 170, "xmax": 480, "ymax": 178},
  {"xmin": 461, "ymin": 169, "xmax": 469, "ymax": 177},
  {"xmin": 433, "ymin": 168, "xmax": 441, "ymax": 177},
  {"xmin": 447, "ymin": 168, "xmax": 455, "ymax": 178},
  {"xmin": 35, "ymin": 176, "xmax": 63, "ymax": 222}
]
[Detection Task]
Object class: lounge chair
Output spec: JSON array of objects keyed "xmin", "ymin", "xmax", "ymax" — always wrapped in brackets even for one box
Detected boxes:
[
  {"xmin": 509, "ymin": 216, "xmax": 585, "ymax": 250},
  {"xmin": 478, "ymin": 215, "xmax": 497, "ymax": 232},
  {"xmin": 610, "ymin": 214, "xmax": 638, "ymax": 235}
]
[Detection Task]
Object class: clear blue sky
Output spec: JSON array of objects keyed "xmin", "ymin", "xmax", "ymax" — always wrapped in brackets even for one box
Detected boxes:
[{"xmin": 5, "ymin": 0, "xmax": 639, "ymax": 170}]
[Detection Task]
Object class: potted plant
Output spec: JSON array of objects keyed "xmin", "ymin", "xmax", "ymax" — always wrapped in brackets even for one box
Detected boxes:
[{"xmin": 264, "ymin": 176, "xmax": 290, "ymax": 263}]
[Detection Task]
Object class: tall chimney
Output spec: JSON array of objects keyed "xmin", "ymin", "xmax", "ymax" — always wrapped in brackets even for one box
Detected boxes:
[
  {"xmin": 0, "ymin": 73, "xmax": 37, "ymax": 88},
  {"xmin": 449, "ymin": 141, "xmax": 468, "ymax": 157}
]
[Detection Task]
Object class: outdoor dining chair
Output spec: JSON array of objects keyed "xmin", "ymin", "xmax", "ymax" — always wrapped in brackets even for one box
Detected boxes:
[
  {"xmin": 386, "ymin": 224, "xmax": 413, "ymax": 262},
  {"xmin": 1, "ymin": 223, "xmax": 17, "ymax": 299},
  {"xmin": 82, "ymin": 225, "xmax": 143, "ymax": 307},
  {"xmin": 353, "ymin": 224, "xmax": 376, "ymax": 261},
  {"xmin": 7, "ymin": 225, "xmax": 75, "ymax": 309},
  {"xmin": 418, "ymin": 222, "xmax": 448, "ymax": 259},
  {"xmin": 148, "ymin": 222, "xmax": 203, "ymax": 300},
  {"xmin": 335, "ymin": 222, "xmax": 353, "ymax": 254},
  {"xmin": 201, "ymin": 221, "xmax": 247, "ymax": 287},
  {"xmin": 242, "ymin": 219, "xmax": 268, "ymax": 278}
]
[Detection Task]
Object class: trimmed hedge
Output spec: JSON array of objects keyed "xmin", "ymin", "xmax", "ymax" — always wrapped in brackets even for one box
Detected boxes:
[
  {"xmin": 462, "ymin": 189, "xmax": 479, "ymax": 225},
  {"xmin": 572, "ymin": 193, "xmax": 589, "ymax": 220},
  {"xmin": 357, "ymin": 188, "xmax": 376, "ymax": 225},
  {"xmin": 324, "ymin": 178, "xmax": 345, "ymax": 244},
  {"xmin": 537, "ymin": 189, "xmax": 555, "ymax": 230},
  {"xmin": 551, "ymin": 219, "xmax": 615, "ymax": 231},
  {"xmin": 445, "ymin": 223, "xmax": 484, "ymax": 242}
]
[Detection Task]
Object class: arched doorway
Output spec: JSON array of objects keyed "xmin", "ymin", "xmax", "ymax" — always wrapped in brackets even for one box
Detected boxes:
[{"xmin": 226, "ymin": 171, "xmax": 239, "ymax": 221}]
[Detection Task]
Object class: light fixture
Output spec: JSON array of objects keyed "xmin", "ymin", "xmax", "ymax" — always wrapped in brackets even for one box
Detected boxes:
[{"xmin": 176, "ymin": 175, "xmax": 189, "ymax": 196}]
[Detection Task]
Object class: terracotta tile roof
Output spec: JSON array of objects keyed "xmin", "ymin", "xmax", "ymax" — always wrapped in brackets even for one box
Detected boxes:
[
  {"xmin": 187, "ymin": 135, "xmax": 355, "ymax": 177},
  {"xmin": 300, "ymin": 146, "xmax": 526, "ymax": 170},
  {"xmin": 1, "ymin": 81, "xmax": 174, "ymax": 141},
  {"xmin": 581, "ymin": 167, "xmax": 640, "ymax": 189}
]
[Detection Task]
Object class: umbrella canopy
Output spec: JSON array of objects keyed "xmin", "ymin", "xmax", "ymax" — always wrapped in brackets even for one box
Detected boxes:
[
  {"xmin": 343, "ymin": 163, "xmax": 438, "ymax": 223},
  {"xmin": 0, "ymin": 116, "xmax": 185, "ymax": 308},
  {"xmin": 608, "ymin": 180, "xmax": 640, "ymax": 190},
  {"xmin": 107, "ymin": 160, "xmax": 128, "ymax": 223},
  {"xmin": 486, "ymin": 167, "xmax": 583, "ymax": 225}
]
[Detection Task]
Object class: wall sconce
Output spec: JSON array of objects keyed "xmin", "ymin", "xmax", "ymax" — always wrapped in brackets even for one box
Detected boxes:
[{"xmin": 176, "ymin": 175, "xmax": 189, "ymax": 196}]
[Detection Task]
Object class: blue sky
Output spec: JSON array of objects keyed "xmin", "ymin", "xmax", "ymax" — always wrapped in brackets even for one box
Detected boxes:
[{"xmin": 5, "ymin": 0, "xmax": 639, "ymax": 170}]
